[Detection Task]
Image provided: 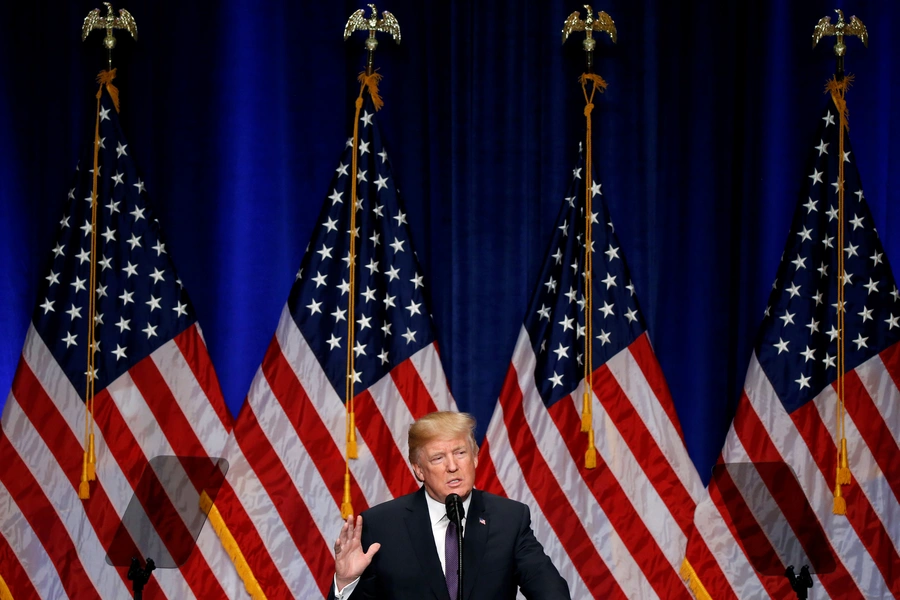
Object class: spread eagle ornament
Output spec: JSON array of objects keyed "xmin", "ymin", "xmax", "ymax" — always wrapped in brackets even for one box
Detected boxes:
[
  {"xmin": 562, "ymin": 5, "xmax": 617, "ymax": 50},
  {"xmin": 344, "ymin": 4, "xmax": 401, "ymax": 46},
  {"xmin": 812, "ymin": 9, "xmax": 867, "ymax": 56},
  {"xmin": 82, "ymin": 2, "xmax": 138, "ymax": 49}
]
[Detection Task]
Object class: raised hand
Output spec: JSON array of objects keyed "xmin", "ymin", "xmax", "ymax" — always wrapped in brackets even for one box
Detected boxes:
[{"xmin": 334, "ymin": 514, "xmax": 381, "ymax": 589}]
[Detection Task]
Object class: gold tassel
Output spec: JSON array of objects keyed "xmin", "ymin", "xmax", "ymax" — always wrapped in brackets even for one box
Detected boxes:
[
  {"xmin": 833, "ymin": 482, "xmax": 846, "ymax": 515},
  {"xmin": 679, "ymin": 558, "xmax": 713, "ymax": 600},
  {"xmin": 581, "ymin": 392, "xmax": 592, "ymax": 433},
  {"xmin": 86, "ymin": 433, "xmax": 97, "ymax": 481},
  {"xmin": 347, "ymin": 412, "xmax": 358, "ymax": 459},
  {"xmin": 78, "ymin": 452, "xmax": 91, "ymax": 500},
  {"xmin": 340, "ymin": 473, "xmax": 354, "ymax": 519},
  {"xmin": 0, "ymin": 570, "xmax": 14, "ymax": 600},
  {"xmin": 200, "ymin": 492, "xmax": 268, "ymax": 600},
  {"xmin": 96, "ymin": 69, "xmax": 121, "ymax": 112},
  {"xmin": 837, "ymin": 438, "xmax": 851, "ymax": 485},
  {"xmin": 357, "ymin": 71, "xmax": 384, "ymax": 111},
  {"xmin": 584, "ymin": 428, "xmax": 597, "ymax": 469}
]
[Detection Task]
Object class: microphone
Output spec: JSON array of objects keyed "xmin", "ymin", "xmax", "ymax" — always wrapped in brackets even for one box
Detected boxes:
[
  {"xmin": 445, "ymin": 493, "xmax": 464, "ymax": 600},
  {"xmin": 445, "ymin": 493, "xmax": 465, "ymax": 525}
]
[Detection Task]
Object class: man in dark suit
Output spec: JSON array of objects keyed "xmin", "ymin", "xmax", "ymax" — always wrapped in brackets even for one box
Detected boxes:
[{"xmin": 330, "ymin": 411, "xmax": 570, "ymax": 599}]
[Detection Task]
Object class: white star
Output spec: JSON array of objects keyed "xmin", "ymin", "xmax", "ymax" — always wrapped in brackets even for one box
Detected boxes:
[
  {"xmin": 605, "ymin": 244, "xmax": 620, "ymax": 261},
  {"xmin": 822, "ymin": 353, "xmax": 836, "ymax": 369},
  {"xmin": 354, "ymin": 341, "xmax": 367, "ymax": 357},
  {"xmin": 809, "ymin": 168, "xmax": 823, "ymax": 185},
  {"xmin": 143, "ymin": 323, "xmax": 158, "ymax": 339},
  {"xmin": 382, "ymin": 321, "xmax": 392, "ymax": 336},
  {"xmin": 402, "ymin": 327, "xmax": 417, "ymax": 344},
  {"xmin": 146, "ymin": 296, "xmax": 162, "ymax": 312},
  {"xmin": 564, "ymin": 287, "xmax": 578, "ymax": 303},
  {"xmin": 99, "ymin": 106, "xmax": 110, "ymax": 121},
  {"xmin": 127, "ymin": 233, "xmax": 142, "ymax": 250},
  {"xmin": 797, "ymin": 226, "xmax": 813, "ymax": 242},
  {"xmin": 131, "ymin": 206, "xmax": 146, "ymax": 221},
  {"xmin": 548, "ymin": 371, "xmax": 564, "ymax": 388},
  {"xmin": 544, "ymin": 277, "xmax": 557, "ymax": 293},
  {"xmin": 134, "ymin": 179, "xmax": 146, "ymax": 194},
  {"xmin": 40, "ymin": 298, "xmax": 54, "ymax": 314},
  {"xmin": 552, "ymin": 248, "xmax": 563, "ymax": 264},
  {"xmin": 336, "ymin": 162, "xmax": 348, "ymax": 177},
  {"xmin": 823, "ymin": 110, "xmax": 835, "ymax": 126},
  {"xmin": 625, "ymin": 308, "xmax": 639, "ymax": 323},
  {"xmin": 850, "ymin": 214, "xmax": 864, "ymax": 230},
  {"xmin": 786, "ymin": 283, "xmax": 801, "ymax": 298},
  {"xmin": 356, "ymin": 169, "xmax": 367, "ymax": 183},
  {"xmin": 80, "ymin": 220, "xmax": 93, "ymax": 235},
  {"xmin": 843, "ymin": 150, "xmax": 851, "ymax": 163},
  {"xmin": 559, "ymin": 316, "xmax": 574, "ymax": 332},
  {"xmin": 826, "ymin": 206, "xmax": 839, "ymax": 221},
  {"xmin": 871, "ymin": 251, "xmax": 884, "ymax": 266},
  {"xmin": 373, "ymin": 204, "xmax": 384, "ymax": 218},
  {"xmin": 322, "ymin": 216, "xmax": 339, "ymax": 233},
  {"xmin": 390, "ymin": 238, "xmax": 406, "ymax": 253},
  {"xmin": 864, "ymin": 278, "xmax": 879, "ymax": 295},
  {"xmin": 796, "ymin": 373, "xmax": 811, "ymax": 390},
  {"xmin": 63, "ymin": 332, "xmax": 78, "ymax": 347},
  {"xmin": 858, "ymin": 306, "xmax": 873, "ymax": 322},
  {"xmin": 886, "ymin": 314, "xmax": 900, "ymax": 330},
  {"xmin": 113, "ymin": 344, "xmax": 127, "ymax": 361},
  {"xmin": 101, "ymin": 227, "xmax": 116, "ymax": 243},
  {"xmin": 309, "ymin": 272, "xmax": 326, "ymax": 288},
  {"xmin": 841, "ymin": 272, "xmax": 853, "ymax": 286},
  {"xmin": 817, "ymin": 262, "xmax": 828, "ymax": 277},
  {"xmin": 601, "ymin": 273, "xmax": 616, "ymax": 289},
  {"xmin": 116, "ymin": 142, "xmax": 128, "ymax": 157},
  {"xmin": 537, "ymin": 305, "xmax": 551, "ymax": 320},
  {"xmin": 52, "ymin": 243, "xmax": 65, "ymax": 257},
  {"xmin": 327, "ymin": 334, "xmax": 341, "ymax": 350},
  {"xmin": 375, "ymin": 175, "xmax": 389, "ymax": 190},
  {"xmin": 360, "ymin": 110, "xmax": 373, "ymax": 126},
  {"xmin": 337, "ymin": 279, "xmax": 351, "ymax": 295},
  {"xmin": 553, "ymin": 343, "xmax": 569, "ymax": 360},
  {"xmin": 150, "ymin": 268, "xmax": 165, "ymax": 284},
  {"xmin": 316, "ymin": 245, "xmax": 333, "ymax": 260},
  {"xmin": 406, "ymin": 300, "xmax": 422, "ymax": 316},
  {"xmin": 71, "ymin": 276, "xmax": 87, "ymax": 293},
  {"xmin": 831, "ymin": 178, "xmax": 843, "ymax": 193},
  {"xmin": 853, "ymin": 333, "xmax": 868, "ymax": 350},
  {"xmin": 599, "ymin": 301, "xmax": 614, "ymax": 317},
  {"xmin": 378, "ymin": 149, "xmax": 388, "ymax": 163},
  {"xmin": 815, "ymin": 140, "xmax": 829, "ymax": 155},
  {"xmin": 332, "ymin": 307, "xmax": 347, "ymax": 323},
  {"xmin": 96, "ymin": 284, "xmax": 107, "ymax": 298},
  {"xmin": 153, "ymin": 241, "xmax": 166, "ymax": 256},
  {"xmin": 123, "ymin": 261, "xmax": 138, "ymax": 278},
  {"xmin": 362, "ymin": 286, "xmax": 377, "ymax": 303},
  {"xmin": 383, "ymin": 294, "xmax": 396, "ymax": 309},
  {"xmin": 572, "ymin": 167, "xmax": 582, "ymax": 179},
  {"xmin": 826, "ymin": 325, "xmax": 839, "ymax": 341},
  {"xmin": 307, "ymin": 299, "xmax": 322, "ymax": 315},
  {"xmin": 60, "ymin": 215, "xmax": 70, "ymax": 229},
  {"xmin": 46, "ymin": 271, "xmax": 60, "ymax": 286},
  {"xmin": 393, "ymin": 211, "xmax": 407, "ymax": 226},
  {"xmin": 806, "ymin": 318, "xmax": 819, "ymax": 334},
  {"xmin": 558, "ymin": 219, "xmax": 568, "ymax": 236},
  {"xmin": 774, "ymin": 338, "xmax": 789, "ymax": 354},
  {"xmin": 358, "ymin": 314, "xmax": 372, "ymax": 331},
  {"xmin": 358, "ymin": 140, "xmax": 370, "ymax": 155},
  {"xmin": 597, "ymin": 330, "xmax": 611, "ymax": 345},
  {"xmin": 822, "ymin": 235, "xmax": 834, "ymax": 251},
  {"xmin": 93, "ymin": 312, "xmax": 103, "ymax": 326},
  {"xmin": 111, "ymin": 171, "xmax": 124, "ymax": 186},
  {"xmin": 115, "ymin": 316, "xmax": 131, "ymax": 333},
  {"xmin": 893, "ymin": 286, "xmax": 900, "ymax": 302},
  {"xmin": 591, "ymin": 181, "xmax": 602, "ymax": 196},
  {"xmin": 171, "ymin": 302, "xmax": 188, "ymax": 318},
  {"xmin": 119, "ymin": 289, "xmax": 134, "ymax": 305},
  {"xmin": 800, "ymin": 346, "xmax": 816, "ymax": 362},
  {"xmin": 378, "ymin": 349, "xmax": 390, "ymax": 365}
]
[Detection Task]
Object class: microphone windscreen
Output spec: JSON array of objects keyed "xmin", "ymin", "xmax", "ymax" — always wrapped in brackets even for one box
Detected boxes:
[{"xmin": 445, "ymin": 493, "xmax": 465, "ymax": 523}]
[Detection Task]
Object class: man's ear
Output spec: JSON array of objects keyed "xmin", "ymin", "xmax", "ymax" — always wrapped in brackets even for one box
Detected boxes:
[{"xmin": 411, "ymin": 461, "xmax": 424, "ymax": 482}]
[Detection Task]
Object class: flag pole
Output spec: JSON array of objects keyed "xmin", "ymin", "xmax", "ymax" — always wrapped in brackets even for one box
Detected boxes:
[
  {"xmin": 812, "ymin": 8, "xmax": 868, "ymax": 516},
  {"xmin": 77, "ymin": 3, "xmax": 137, "ymax": 500},
  {"xmin": 562, "ymin": 5, "xmax": 616, "ymax": 469},
  {"xmin": 340, "ymin": 5, "xmax": 401, "ymax": 518}
]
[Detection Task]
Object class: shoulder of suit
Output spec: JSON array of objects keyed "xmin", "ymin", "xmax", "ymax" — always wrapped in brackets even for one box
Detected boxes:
[{"xmin": 362, "ymin": 489, "xmax": 421, "ymax": 518}]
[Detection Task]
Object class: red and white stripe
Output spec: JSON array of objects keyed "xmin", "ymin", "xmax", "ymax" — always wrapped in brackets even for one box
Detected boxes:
[
  {"xmin": 0, "ymin": 323, "xmax": 245, "ymax": 598},
  {"xmin": 476, "ymin": 329, "xmax": 704, "ymax": 599},
  {"xmin": 210, "ymin": 304, "xmax": 456, "ymax": 598},
  {"xmin": 685, "ymin": 342, "xmax": 900, "ymax": 598}
]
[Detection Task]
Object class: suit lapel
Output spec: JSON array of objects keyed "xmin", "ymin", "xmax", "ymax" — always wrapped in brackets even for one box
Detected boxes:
[
  {"xmin": 462, "ymin": 490, "xmax": 488, "ymax": 600},
  {"xmin": 405, "ymin": 488, "xmax": 450, "ymax": 600}
]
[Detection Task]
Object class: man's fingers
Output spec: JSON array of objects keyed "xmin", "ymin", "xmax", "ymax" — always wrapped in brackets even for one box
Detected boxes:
[{"xmin": 365, "ymin": 542, "xmax": 381, "ymax": 558}]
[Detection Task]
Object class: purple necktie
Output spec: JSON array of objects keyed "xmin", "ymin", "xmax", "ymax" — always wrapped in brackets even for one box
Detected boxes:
[{"xmin": 445, "ymin": 519, "xmax": 459, "ymax": 599}]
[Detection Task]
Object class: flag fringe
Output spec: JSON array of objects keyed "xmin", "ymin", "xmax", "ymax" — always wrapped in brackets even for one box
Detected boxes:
[
  {"xmin": 199, "ymin": 492, "xmax": 268, "ymax": 600},
  {"xmin": 680, "ymin": 558, "xmax": 712, "ymax": 600},
  {"xmin": 0, "ymin": 571, "xmax": 13, "ymax": 600}
]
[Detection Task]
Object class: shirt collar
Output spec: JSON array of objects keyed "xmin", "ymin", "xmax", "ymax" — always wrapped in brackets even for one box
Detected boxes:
[{"xmin": 424, "ymin": 489, "xmax": 473, "ymax": 527}]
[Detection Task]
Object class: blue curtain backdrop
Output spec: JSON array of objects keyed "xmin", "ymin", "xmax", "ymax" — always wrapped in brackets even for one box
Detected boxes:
[{"xmin": 1, "ymin": 1, "xmax": 897, "ymax": 484}]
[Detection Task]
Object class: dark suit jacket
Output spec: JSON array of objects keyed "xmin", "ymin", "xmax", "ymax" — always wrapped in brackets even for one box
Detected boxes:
[{"xmin": 329, "ymin": 487, "xmax": 570, "ymax": 600}]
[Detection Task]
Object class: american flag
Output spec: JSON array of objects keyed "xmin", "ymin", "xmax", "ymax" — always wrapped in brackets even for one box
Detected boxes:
[
  {"xmin": 475, "ymin": 145, "xmax": 705, "ymax": 598},
  {"xmin": 207, "ymin": 88, "xmax": 456, "ymax": 597},
  {"xmin": 0, "ymin": 79, "xmax": 242, "ymax": 598},
  {"xmin": 683, "ymin": 96, "xmax": 900, "ymax": 598}
]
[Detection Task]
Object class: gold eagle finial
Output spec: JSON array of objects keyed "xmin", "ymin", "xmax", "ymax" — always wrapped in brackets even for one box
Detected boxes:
[
  {"xmin": 812, "ymin": 9, "xmax": 867, "ymax": 56},
  {"xmin": 82, "ymin": 3, "xmax": 138, "ymax": 49},
  {"xmin": 344, "ymin": 4, "xmax": 401, "ymax": 46},
  {"xmin": 562, "ymin": 5, "xmax": 617, "ymax": 49}
]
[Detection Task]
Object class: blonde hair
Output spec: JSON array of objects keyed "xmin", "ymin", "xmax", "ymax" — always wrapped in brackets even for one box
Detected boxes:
[{"xmin": 408, "ymin": 411, "xmax": 478, "ymax": 464}]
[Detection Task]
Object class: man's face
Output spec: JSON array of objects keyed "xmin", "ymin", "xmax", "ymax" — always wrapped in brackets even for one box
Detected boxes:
[{"xmin": 411, "ymin": 436, "xmax": 478, "ymax": 503}]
